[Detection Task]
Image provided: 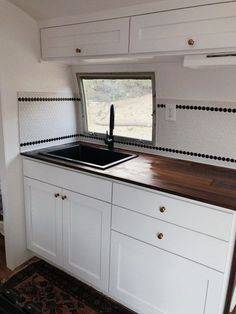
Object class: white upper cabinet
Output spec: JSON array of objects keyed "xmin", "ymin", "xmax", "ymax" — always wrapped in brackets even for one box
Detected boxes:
[
  {"xmin": 41, "ymin": 17, "xmax": 130, "ymax": 58},
  {"xmin": 130, "ymin": 2, "xmax": 236, "ymax": 54},
  {"xmin": 40, "ymin": 2, "xmax": 236, "ymax": 59}
]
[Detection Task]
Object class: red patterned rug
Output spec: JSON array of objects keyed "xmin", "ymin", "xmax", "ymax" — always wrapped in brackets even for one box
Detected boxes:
[{"xmin": 0, "ymin": 260, "xmax": 136, "ymax": 314}]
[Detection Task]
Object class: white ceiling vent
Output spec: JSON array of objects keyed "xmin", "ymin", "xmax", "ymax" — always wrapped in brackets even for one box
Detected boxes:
[{"xmin": 184, "ymin": 53, "xmax": 236, "ymax": 69}]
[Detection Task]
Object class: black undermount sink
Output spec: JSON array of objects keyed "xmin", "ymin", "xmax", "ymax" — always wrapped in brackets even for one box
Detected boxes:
[{"xmin": 39, "ymin": 144, "xmax": 138, "ymax": 170}]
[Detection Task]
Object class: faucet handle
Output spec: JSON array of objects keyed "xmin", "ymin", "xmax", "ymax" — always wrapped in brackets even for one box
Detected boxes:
[{"xmin": 105, "ymin": 131, "xmax": 109, "ymax": 144}]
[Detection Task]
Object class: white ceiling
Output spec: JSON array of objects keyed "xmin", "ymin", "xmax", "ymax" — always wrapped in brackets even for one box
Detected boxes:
[{"xmin": 7, "ymin": 0, "xmax": 151, "ymax": 21}]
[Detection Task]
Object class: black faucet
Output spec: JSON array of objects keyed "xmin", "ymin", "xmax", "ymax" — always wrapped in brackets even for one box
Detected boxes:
[{"xmin": 105, "ymin": 104, "xmax": 115, "ymax": 150}]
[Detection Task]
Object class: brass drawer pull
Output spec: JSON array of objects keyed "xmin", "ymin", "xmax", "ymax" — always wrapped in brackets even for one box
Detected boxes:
[
  {"xmin": 187, "ymin": 38, "xmax": 195, "ymax": 46},
  {"xmin": 75, "ymin": 48, "xmax": 82, "ymax": 54},
  {"xmin": 157, "ymin": 233, "xmax": 164, "ymax": 240},
  {"xmin": 160, "ymin": 206, "xmax": 166, "ymax": 213},
  {"xmin": 54, "ymin": 193, "xmax": 60, "ymax": 198},
  {"xmin": 61, "ymin": 195, "xmax": 67, "ymax": 200}
]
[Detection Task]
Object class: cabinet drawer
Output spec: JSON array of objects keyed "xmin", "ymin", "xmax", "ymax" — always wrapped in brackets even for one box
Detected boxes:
[
  {"xmin": 23, "ymin": 159, "xmax": 112, "ymax": 202},
  {"xmin": 41, "ymin": 17, "xmax": 129, "ymax": 58},
  {"xmin": 130, "ymin": 3, "xmax": 236, "ymax": 54},
  {"xmin": 113, "ymin": 183, "xmax": 233, "ymax": 241},
  {"xmin": 112, "ymin": 206, "xmax": 228, "ymax": 272}
]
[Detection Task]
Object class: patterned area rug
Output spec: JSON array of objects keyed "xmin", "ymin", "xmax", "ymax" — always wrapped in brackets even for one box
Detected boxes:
[{"xmin": 0, "ymin": 260, "xmax": 136, "ymax": 314}]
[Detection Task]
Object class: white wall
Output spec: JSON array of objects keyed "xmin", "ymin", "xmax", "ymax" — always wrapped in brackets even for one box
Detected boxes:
[
  {"xmin": 157, "ymin": 62, "xmax": 236, "ymax": 101},
  {"xmin": 0, "ymin": 0, "xmax": 75, "ymax": 269},
  {"xmin": 156, "ymin": 62, "xmax": 236, "ymax": 168},
  {"xmin": 73, "ymin": 61, "xmax": 236, "ymax": 169}
]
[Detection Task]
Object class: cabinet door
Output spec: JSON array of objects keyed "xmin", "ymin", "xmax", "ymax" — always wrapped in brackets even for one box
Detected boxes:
[
  {"xmin": 63, "ymin": 190, "xmax": 111, "ymax": 291},
  {"xmin": 130, "ymin": 2, "xmax": 236, "ymax": 54},
  {"xmin": 110, "ymin": 232, "xmax": 224, "ymax": 314},
  {"xmin": 24, "ymin": 178, "xmax": 63, "ymax": 265},
  {"xmin": 41, "ymin": 17, "xmax": 129, "ymax": 58}
]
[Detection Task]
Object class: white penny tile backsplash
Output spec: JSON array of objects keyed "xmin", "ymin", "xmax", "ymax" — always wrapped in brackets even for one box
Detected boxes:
[{"xmin": 18, "ymin": 92, "xmax": 80, "ymax": 152}]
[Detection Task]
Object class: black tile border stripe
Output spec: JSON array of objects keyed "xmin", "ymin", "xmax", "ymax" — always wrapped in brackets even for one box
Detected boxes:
[
  {"xmin": 79, "ymin": 134, "xmax": 236, "ymax": 163},
  {"xmin": 20, "ymin": 134, "xmax": 80, "ymax": 147},
  {"xmin": 20, "ymin": 133, "xmax": 236, "ymax": 164},
  {"xmin": 18, "ymin": 97, "xmax": 80, "ymax": 102},
  {"xmin": 157, "ymin": 104, "xmax": 236, "ymax": 113}
]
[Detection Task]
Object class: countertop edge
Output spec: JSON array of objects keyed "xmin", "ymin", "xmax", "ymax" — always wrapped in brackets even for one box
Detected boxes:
[{"xmin": 21, "ymin": 151, "xmax": 236, "ymax": 212}]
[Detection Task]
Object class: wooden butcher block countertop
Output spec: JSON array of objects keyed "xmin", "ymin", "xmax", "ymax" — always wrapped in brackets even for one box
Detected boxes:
[{"xmin": 22, "ymin": 142, "xmax": 236, "ymax": 211}]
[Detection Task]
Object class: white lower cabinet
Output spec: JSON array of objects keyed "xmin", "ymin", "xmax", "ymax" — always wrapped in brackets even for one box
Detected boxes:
[
  {"xmin": 109, "ymin": 231, "xmax": 224, "ymax": 314},
  {"xmin": 63, "ymin": 190, "xmax": 111, "ymax": 291},
  {"xmin": 23, "ymin": 160, "xmax": 235, "ymax": 314},
  {"xmin": 24, "ymin": 178, "xmax": 63, "ymax": 266},
  {"xmin": 24, "ymin": 176, "xmax": 111, "ymax": 292}
]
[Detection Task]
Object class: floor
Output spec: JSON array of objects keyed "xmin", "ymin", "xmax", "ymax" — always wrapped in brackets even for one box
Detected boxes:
[{"xmin": 0, "ymin": 234, "xmax": 235, "ymax": 313}]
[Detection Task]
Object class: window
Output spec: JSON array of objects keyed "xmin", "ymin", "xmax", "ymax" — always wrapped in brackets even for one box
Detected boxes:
[{"xmin": 77, "ymin": 73, "xmax": 156, "ymax": 144}]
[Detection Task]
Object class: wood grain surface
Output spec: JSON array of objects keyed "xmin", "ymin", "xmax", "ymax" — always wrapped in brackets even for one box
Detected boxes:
[{"xmin": 22, "ymin": 142, "xmax": 236, "ymax": 211}]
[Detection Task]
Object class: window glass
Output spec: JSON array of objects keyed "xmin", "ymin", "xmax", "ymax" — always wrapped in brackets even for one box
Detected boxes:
[{"xmin": 78, "ymin": 74, "xmax": 155, "ymax": 143}]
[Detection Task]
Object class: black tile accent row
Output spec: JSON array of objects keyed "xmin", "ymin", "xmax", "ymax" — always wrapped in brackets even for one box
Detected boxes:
[
  {"xmin": 157, "ymin": 104, "xmax": 236, "ymax": 113},
  {"xmin": 20, "ymin": 134, "xmax": 80, "ymax": 147},
  {"xmin": 21, "ymin": 133, "xmax": 236, "ymax": 164},
  {"xmin": 18, "ymin": 97, "xmax": 80, "ymax": 102},
  {"xmin": 79, "ymin": 134, "xmax": 236, "ymax": 164},
  {"xmin": 79, "ymin": 134, "xmax": 105, "ymax": 141}
]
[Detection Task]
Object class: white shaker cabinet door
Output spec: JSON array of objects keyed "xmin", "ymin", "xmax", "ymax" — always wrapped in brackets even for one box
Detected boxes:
[
  {"xmin": 41, "ymin": 17, "xmax": 129, "ymax": 58},
  {"xmin": 24, "ymin": 178, "xmax": 63, "ymax": 266},
  {"xmin": 63, "ymin": 190, "xmax": 111, "ymax": 291},
  {"xmin": 130, "ymin": 2, "xmax": 236, "ymax": 54},
  {"xmin": 109, "ymin": 231, "xmax": 224, "ymax": 314}
]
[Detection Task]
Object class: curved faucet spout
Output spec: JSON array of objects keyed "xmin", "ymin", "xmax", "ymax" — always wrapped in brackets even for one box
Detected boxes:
[
  {"xmin": 105, "ymin": 104, "xmax": 115, "ymax": 150},
  {"xmin": 110, "ymin": 104, "xmax": 115, "ymax": 136}
]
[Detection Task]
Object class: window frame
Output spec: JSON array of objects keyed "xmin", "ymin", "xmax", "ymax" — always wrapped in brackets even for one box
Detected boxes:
[{"xmin": 76, "ymin": 72, "xmax": 156, "ymax": 146}]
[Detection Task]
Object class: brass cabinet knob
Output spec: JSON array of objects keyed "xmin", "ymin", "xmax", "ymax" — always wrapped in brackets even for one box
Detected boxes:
[
  {"xmin": 157, "ymin": 233, "xmax": 164, "ymax": 240},
  {"xmin": 61, "ymin": 195, "xmax": 67, "ymax": 200},
  {"xmin": 187, "ymin": 38, "xmax": 195, "ymax": 46},
  {"xmin": 54, "ymin": 193, "xmax": 60, "ymax": 198},
  {"xmin": 75, "ymin": 48, "xmax": 82, "ymax": 54},
  {"xmin": 160, "ymin": 206, "xmax": 166, "ymax": 213}
]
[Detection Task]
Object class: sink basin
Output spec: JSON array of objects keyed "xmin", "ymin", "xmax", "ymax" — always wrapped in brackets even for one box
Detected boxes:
[{"xmin": 39, "ymin": 144, "xmax": 138, "ymax": 169}]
